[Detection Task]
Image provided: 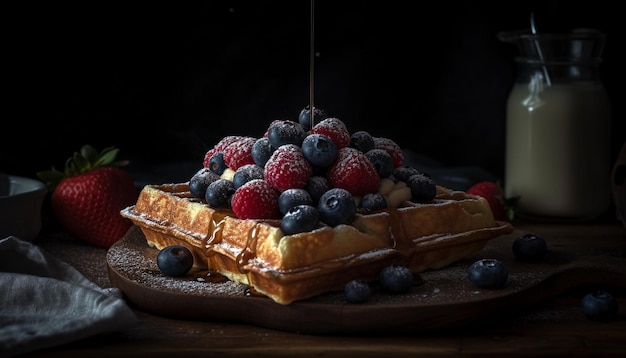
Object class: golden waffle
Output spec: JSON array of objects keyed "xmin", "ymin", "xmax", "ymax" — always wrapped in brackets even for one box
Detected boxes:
[{"xmin": 121, "ymin": 182, "xmax": 513, "ymax": 305}]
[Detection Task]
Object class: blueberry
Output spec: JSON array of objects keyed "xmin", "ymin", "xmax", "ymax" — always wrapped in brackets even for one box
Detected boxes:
[
  {"xmin": 208, "ymin": 152, "xmax": 228, "ymax": 175},
  {"xmin": 350, "ymin": 130, "xmax": 375, "ymax": 153},
  {"xmin": 513, "ymin": 234, "xmax": 548, "ymax": 262},
  {"xmin": 406, "ymin": 173, "xmax": 437, "ymax": 202},
  {"xmin": 365, "ymin": 148, "xmax": 393, "ymax": 178},
  {"xmin": 344, "ymin": 280, "xmax": 371, "ymax": 303},
  {"xmin": 267, "ymin": 120, "xmax": 307, "ymax": 148},
  {"xmin": 581, "ymin": 290, "xmax": 619, "ymax": 321},
  {"xmin": 305, "ymin": 176, "xmax": 330, "ymax": 204},
  {"xmin": 157, "ymin": 245, "xmax": 194, "ymax": 277},
  {"xmin": 301, "ymin": 133, "xmax": 338, "ymax": 167},
  {"xmin": 189, "ymin": 168, "xmax": 220, "ymax": 199},
  {"xmin": 251, "ymin": 137, "xmax": 275, "ymax": 167},
  {"xmin": 232, "ymin": 164, "xmax": 264, "ymax": 189},
  {"xmin": 468, "ymin": 259, "xmax": 508, "ymax": 289},
  {"xmin": 317, "ymin": 188, "xmax": 356, "ymax": 227},
  {"xmin": 280, "ymin": 204, "xmax": 320, "ymax": 235},
  {"xmin": 391, "ymin": 166, "xmax": 423, "ymax": 183},
  {"xmin": 298, "ymin": 105, "xmax": 327, "ymax": 129},
  {"xmin": 278, "ymin": 188, "xmax": 314, "ymax": 215},
  {"xmin": 205, "ymin": 178, "xmax": 236, "ymax": 208},
  {"xmin": 361, "ymin": 193, "xmax": 387, "ymax": 211},
  {"xmin": 379, "ymin": 265, "xmax": 414, "ymax": 294}
]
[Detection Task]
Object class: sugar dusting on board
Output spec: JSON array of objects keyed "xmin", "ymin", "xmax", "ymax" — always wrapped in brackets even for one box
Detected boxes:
[{"xmin": 107, "ymin": 226, "xmax": 548, "ymax": 305}]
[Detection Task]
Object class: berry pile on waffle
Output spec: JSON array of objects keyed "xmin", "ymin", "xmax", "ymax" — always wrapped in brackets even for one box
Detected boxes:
[{"xmin": 121, "ymin": 107, "xmax": 513, "ymax": 304}]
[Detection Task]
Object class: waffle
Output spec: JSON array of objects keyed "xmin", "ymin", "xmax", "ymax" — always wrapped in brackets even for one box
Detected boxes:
[{"xmin": 120, "ymin": 182, "xmax": 513, "ymax": 304}]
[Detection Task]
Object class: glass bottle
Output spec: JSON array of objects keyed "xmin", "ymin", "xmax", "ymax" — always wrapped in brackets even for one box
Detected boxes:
[{"xmin": 499, "ymin": 29, "xmax": 612, "ymax": 221}]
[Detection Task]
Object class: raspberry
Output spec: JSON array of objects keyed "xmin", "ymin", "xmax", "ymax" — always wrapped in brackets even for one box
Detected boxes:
[
  {"xmin": 231, "ymin": 179, "xmax": 281, "ymax": 220},
  {"xmin": 327, "ymin": 147, "xmax": 381, "ymax": 196},
  {"xmin": 203, "ymin": 135, "xmax": 250, "ymax": 168},
  {"xmin": 374, "ymin": 137, "xmax": 404, "ymax": 168},
  {"xmin": 264, "ymin": 144, "xmax": 313, "ymax": 191},
  {"xmin": 222, "ymin": 136, "xmax": 256, "ymax": 171},
  {"xmin": 311, "ymin": 117, "xmax": 351, "ymax": 149}
]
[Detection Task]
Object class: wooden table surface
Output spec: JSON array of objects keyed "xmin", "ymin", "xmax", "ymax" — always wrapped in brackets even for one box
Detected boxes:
[{"xmin": 28, "ymin": 219, "xmax": 626, "ymax": 357}]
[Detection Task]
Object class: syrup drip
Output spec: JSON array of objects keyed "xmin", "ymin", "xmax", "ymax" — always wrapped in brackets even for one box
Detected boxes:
[
  {"xmin": 193, "ymin": 270, "xmax": 229, "ymax": 283},
  {"xmin": 236, "ymin": 224, "xmax": 260, "ymax": 274},
  {"xmin": 309, "ymin": 0, "xmax": 315, "ymax": 130}
]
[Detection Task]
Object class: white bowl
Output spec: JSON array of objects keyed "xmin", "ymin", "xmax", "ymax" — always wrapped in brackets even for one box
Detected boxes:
[{"xmin": 0, "ymin": 174, "xmax": 47, "ymax": 241}]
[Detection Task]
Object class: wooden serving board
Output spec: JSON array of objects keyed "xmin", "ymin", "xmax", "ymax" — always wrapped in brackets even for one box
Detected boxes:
[{"xmin": 107, "ymin": 225, "xmax": 626, "ymax": 334}]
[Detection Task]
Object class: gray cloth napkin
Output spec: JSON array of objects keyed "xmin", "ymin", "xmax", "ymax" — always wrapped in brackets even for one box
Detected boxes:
[{"xmin": 0, "ymin": 236, "xmax": 137, "ymax": 357}]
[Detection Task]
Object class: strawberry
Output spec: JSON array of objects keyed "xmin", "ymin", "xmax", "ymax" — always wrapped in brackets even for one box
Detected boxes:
[
  {"xmin": 327, "ymin": 147, "xmax": 381, "ymax": 196},
  {"xmin": 231, "ymin": 179, "xmax": 281, "ymax": 220},
  {"xmin": 264, "ymin": 144, "xmax": 313, "ymax": 191},
  {"xmin": 37, "ymin": 145, "xmax": 138, "ymax": 248},
  {"xmin": 467, "ymin": 181, "xmax": 518, "ymax": 221}
]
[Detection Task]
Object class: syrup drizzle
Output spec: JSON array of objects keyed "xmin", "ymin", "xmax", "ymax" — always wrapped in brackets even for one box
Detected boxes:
[{"xmin": 309, "ymin": 0, "xmax": 315, "ymax": 130}]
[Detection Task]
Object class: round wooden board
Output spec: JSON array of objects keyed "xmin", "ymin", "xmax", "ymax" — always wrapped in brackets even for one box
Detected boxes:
[{"xmin": 107, "ymin": 225, "xmax": 626, "ymax": 334}]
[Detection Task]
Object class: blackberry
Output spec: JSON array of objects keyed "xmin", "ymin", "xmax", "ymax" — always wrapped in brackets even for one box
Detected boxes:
[
  {"xmin": 350, "ymin": 130, "xmax": 375, "ymax": 153},
  {"xmin": 365, "ymin": 148, "xmax": 393, "ymax": 178},
  {"xmin": 406, "ymin": 173, "xmax": 437, "ymax": 202}
]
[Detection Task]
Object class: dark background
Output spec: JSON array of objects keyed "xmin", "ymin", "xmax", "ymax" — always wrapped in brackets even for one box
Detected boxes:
[{"xmin": 3, "ymin": 1, "xmax": 624, "ymax": 188}]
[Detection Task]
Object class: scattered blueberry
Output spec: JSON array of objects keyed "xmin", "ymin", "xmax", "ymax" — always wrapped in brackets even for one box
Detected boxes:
[
  {"xmin": 379, "ymin": 265, "xmax": 414, "ymax": 294},
  {"xmin": 205, "ymin": 178, "xmax": 236, "ymax": 208},
  {"xmin": 468, "ymin": 259, "xmax": 508, "ymax": 289},
  {"xmin": 208, "ymin": 152, "xmax": 228, "ymax": 175},
  {"xmin": 317, "ymin": 188, "xmax": 356, "ymax": 227},
  {"xmin": 581, "ymin": 290, "xmax": 619, "ymax": 321},
  {"xmin": 344, "ymin": 280, "xmax": 371, "ymax": 303},
  {"xmin": 278, "ymin": 188, "xmax": 314, "ymax": 215},
  {"xmin": 189, "ymin": 168, "xmax": 220, "ymax": 199},
  {"xmin": 281, "ymin": 204, "xmax": 320, "ymax": 235},
  {"xmin": 365, "ymin": 149, "xmax": 393, "ymax": 178},
  {"xmin": 157, "ymin": 245, "xmax": 194, "ymax": 277},
  {"xmin": 513, "ymin": 233, "xmax": 548, "ymax": 262},
  {"xmin": 301, "ymin": 133, "xmax": 338, "ymax": 167}
]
